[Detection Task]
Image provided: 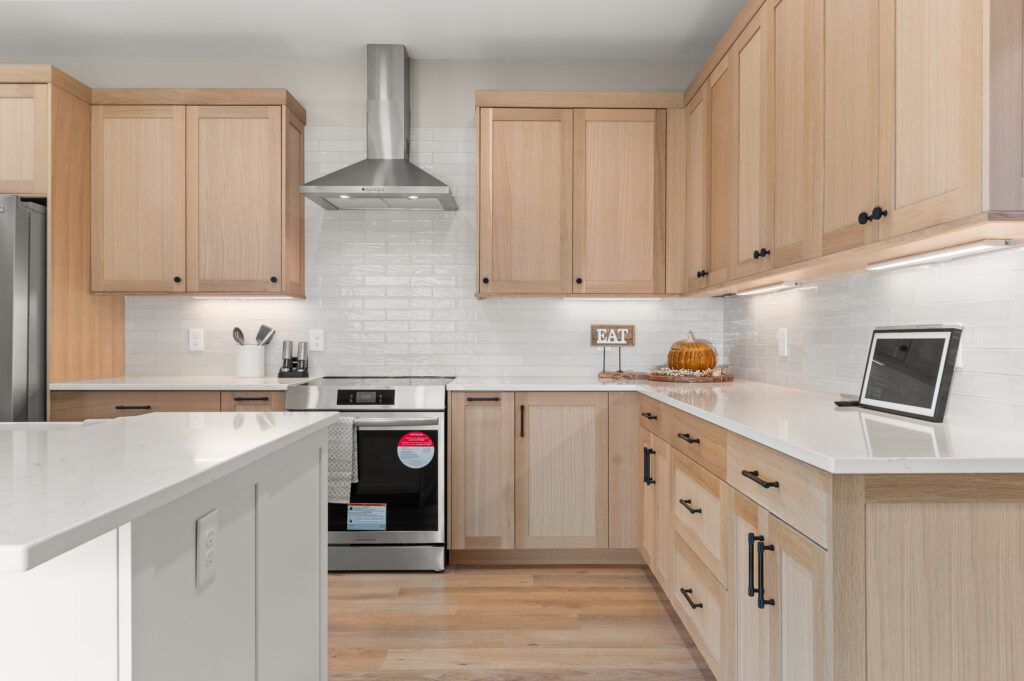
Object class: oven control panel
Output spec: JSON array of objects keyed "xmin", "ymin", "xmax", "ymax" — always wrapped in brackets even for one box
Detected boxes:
[{"xmin": 336, "ymin": 389, "xmax": 396, "ymax": 406}]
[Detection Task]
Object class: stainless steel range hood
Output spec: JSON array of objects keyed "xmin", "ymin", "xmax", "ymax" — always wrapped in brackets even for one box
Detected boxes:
[{"xmin": 301, "ymin": 44, "xmax": 457, "ymax": 211}]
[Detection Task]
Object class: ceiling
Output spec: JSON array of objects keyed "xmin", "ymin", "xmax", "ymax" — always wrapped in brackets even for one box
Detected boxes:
[{"xmin": 0, "ymin": 0, "xmax": 746, "ymax": 61}]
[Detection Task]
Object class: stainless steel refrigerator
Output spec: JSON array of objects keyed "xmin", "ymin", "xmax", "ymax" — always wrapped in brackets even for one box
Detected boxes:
[{"xmin": 0, "ymin": 196, "xmax": 46, "ymax": 422}]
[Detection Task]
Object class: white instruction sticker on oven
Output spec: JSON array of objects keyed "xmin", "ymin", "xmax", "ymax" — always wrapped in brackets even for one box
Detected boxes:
[
  {"xmin": 347, "ymin": 503, "xmax": 386, "ymax": 530},
  {"xmin": 397, "ymin": 431, "xmax": 435, "ymax": 469}
]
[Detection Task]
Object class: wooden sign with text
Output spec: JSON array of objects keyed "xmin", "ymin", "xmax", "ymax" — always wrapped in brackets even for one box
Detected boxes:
[{"xmin": 590, "ymin": 324, "xmax": 635, "ymax": 347}]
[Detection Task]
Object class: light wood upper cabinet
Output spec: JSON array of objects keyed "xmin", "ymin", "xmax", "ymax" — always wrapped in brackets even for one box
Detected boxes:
[
  {"xmin": 683, "ymin": 87, "xmax": 711, "ymax": 293},
  {"xmin": 91, "ymin": 105, "xmax": 186, "ymax": 293},
  {"xmin": 515, "ymin": 392, "xmax": 609, "ymax": 549},
  {"xmin": 573, "ymin": 108, "xmax": 666, "ymax": 294},
  {"xmin": 282, "ymin": 109, "xmax": 305, "ymax": 298},
  {"xmin": 706, "ymin": 59, "xmax": 734, "ymax": 286},
  {"xmin": 449, "ymin": 393, "xmax": 516, "ymax": 550},
  {"xmin": 0, "ymin": 84, "xmax": 48, "ymax": 195},
  {"xmin": 769, "ymin": 0, "xmax": 823, "ymax": 268},
  {"xmin": 877, "ymin": 0, "xmax": 982, "ymax": 238},
  {"xmin": 187, "ymin": 105, "xmax": 283, "ymax": 293},
  {"xmin": 729, "ymin": 5, "xmax": 773, "ymax": 279},
  {"xmin": 478, "ymin": 107, "xmax": 573, "ymax": 295}
]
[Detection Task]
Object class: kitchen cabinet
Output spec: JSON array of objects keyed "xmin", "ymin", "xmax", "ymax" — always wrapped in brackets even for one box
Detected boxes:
[
  {"xmin": 220, "ymin": 391, "xmax": 285, "ymax": 411},
  {"xmin": 731, "ymin": 491, "xmax": 771, "ymax": 681},
  {"xmin": 91, "ymin": 105, "xmax": 187, "ymax": 293},
  {"xmin": 50, "ymin": 389, "xmax": 286, "ymax": 421},
  {"xmin": 681, "ymin": 87, "xmax": 710, "ymax": 292},
  {"xmin": 0, "ymin": 83, "xmax": 48, "ymax": 195},
  {"xmin": 638, "ymin": 419, "xmax": 672, "ymax": 587},
  {"xmin": 448, "ymin": 392, "xmax": 516, "ymax": 550},
  {"xmin": 478, "ymin": 107, "xmax": 573, "ymax": 295},
  {"xmin": 728, "ymin": 4, "xmax": 772, "ymax": 279},
  {"xmin": 515, "ymin": 392, "xmax": 609, "ymax": 549},
  {"xmin": 89, "ymin": 95, "xmax": 306, "ymax": 297},
  {"xmin": 572, "ymin": 108, "xmax": 666, "ymax": 294},
  {"xmin": 705, "ymin": 59, "xmax": 733, "ymax": 287}
]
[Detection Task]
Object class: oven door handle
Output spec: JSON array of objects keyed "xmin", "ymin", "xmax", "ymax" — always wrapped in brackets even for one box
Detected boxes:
[{"xmin": 352, "ymin": 417, "xmax": 440, "ymax": 430}]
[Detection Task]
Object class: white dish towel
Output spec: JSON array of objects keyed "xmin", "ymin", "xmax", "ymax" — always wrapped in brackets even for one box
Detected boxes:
[{"xmin": 327, "ymin": 416, "xmax": 358, "ymax": 504}]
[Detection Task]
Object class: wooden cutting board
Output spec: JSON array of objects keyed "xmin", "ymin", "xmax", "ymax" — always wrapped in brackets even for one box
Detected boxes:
[{"xmin": 646, "ymin": 373, "xmax": 734, "ymax": 383}]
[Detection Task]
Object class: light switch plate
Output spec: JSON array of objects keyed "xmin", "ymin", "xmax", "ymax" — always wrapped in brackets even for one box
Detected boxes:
[
  {"xmin": 777, "ymin": 328, "xmax": 789, "ymax": 358},
  {"xmin": 309, "ymin": 329, "xmax": 325, "ymax": 352},
  {"xmin": 196, "ymin": 509, "xmax": 217, "ymax": 589},
  {"xmin": 188, "ymin": 328, "xmax": 204, "ymax": 352}
]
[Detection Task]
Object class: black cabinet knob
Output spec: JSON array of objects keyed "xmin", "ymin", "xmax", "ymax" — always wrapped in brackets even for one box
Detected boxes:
[
  {"xmin": 576, "ymin": 277, "xmax": 583, "ymax": 285},
  {"xmin": 858, "ymin": 211, "xmax": 870, "ymax": 225},
  {"xmin": 759, "ymin": 247, "xmax": 770, "ymax": 258},
  {"xmin": 871, "ymin": 206, "xmax": 888, "ymax": 221},
  {"xmin": 270, "ymin": 276, "xmax": 278, "ymax": 283},
  {"xmin": 753, "ymin": 249, "xmax": 761, "ymax": 259},
  {"xmin": 173, "ymin": 276, "xmax": 182, "ymax": 283},
  {"xmin": 482, "ymin": 277, "xmax": 490, "ymax": 284}
]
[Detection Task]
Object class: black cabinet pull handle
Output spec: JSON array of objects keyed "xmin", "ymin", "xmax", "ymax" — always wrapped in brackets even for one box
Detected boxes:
[
  {"xmin": 233, "ymin": 396, "xmax": 270, "ymax": 401},
  {"xmin": 858, "ymin": 211, "xmax": 870, "ymax": 225},
  {"xmin": 482, "ymin": 277, "xmax": 489, "ymax": 284},
  {"xmin": 467, "ymin": 396, "xmax": 500, "ymax": 402},
  {"xmin": 742, "ymin": 469, "xmax": 780, "ymax": 489},
  {"xmin": 871, "ymin": 206, "xmax": 888, "ymax": 221},
  {"xmin": 640, "ymin": 411, "xmax": 657, "ymax": 421},
  {"xmin": 115, "ymin": 405, "xmax": 151, "ymax": 410},
  {"xmin": 173, "ymin": 276, "xmax": 182, "ymax": 283},
  {"xmin": 677, "ymin": 432, "xmax": 700, "ymax": 444},
  {"xmin": 679, "ymin": 498, "xmax": 702, "ymax": 514},
  {"xmin": 680, "ymin": 587, "xmax": 703, "ymax": 609},
  {"xmin": 643, "ymin": 446, "xmax": 651, "ymax": 484},
  {"xmin": 647, "ymin": 449, "xmax": 656, "ymax": 485},
  {"xmin": 747, "ymin": 532, "xmax": 764, "ymax": 598},
  {"xmin": 520, "ymin": 404, "xmax": 525, "ymax": 437},
  {"xmin": 697, "ymin": 269, "xmax": 708, "ymax": 278},
  {"xmin": 757, "ymin": 541, "xmax": 776, "ymax": 609}
]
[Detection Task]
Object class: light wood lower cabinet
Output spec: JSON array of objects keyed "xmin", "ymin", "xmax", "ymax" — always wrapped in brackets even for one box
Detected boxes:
[
  {"xmin": 638, "ymin": 427, "xmax": 671, "ymax": 583},
  {"xmin": 50, "ymin": 389, "xmax": 286, "ymax": 421}
]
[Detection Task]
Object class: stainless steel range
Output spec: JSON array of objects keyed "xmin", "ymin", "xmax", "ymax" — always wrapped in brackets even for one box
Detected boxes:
[{"xmin": 285, "ymin": 376, "xmax": 452, "ymax": 571}]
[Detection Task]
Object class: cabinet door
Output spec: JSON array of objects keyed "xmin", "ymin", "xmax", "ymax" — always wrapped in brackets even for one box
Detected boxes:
[
  {"xmin": 731, "ymin": 492, "xmax": 771, "ymax": 681},
  {"xmin": 572, "ymin": 109, "xmax": 666, "ymax": 294},
  {"xmin": 186, "ymin": 106, "xmax": 282, "ymax": 293},
  {"xmin": 91, "ymin": 105, "xmax": 186, "ymax": 293},
  {"xmin": 765, "ymin": 514, "xmax": 828, "ymax": 681},
  {"xmin": 707, "ymin": 59, "xmax": 734, "ymax": 286},
  {"xmin": 515, "ymin": 392, "xmax": 608, "ymax": 549},
  {"xmin": 282, "ymin": 109, "xmax": 305, "ymax": 298},
  {"xmin": 478, "ymin": 108, "xmax": 573, "ymax": 295},
  {"xmin": 822, "ymin": 0, "xmax": 880, "ymax": 254},
  {"xmin": 653, "ymin": 433, "xmax": 673, "ymax": 586},
  {"xmin": 730, "ymin": 6, "xmax": 773, "ymax": 279},
  {"xmin": 219, "ymin": 391, "xmax": 285, "ymax": 411},
  {"xmin": 877, "ymin": 0, "xmax": 982, "ymax": 238},
  {"xmin": 638, "ymin": 428, "xmax": 658, "ymax": 565},
  {"xmin": 683, "ymin": 86, "xmax": 711, "ymax": 292},
  {"xmin": 449, "ymin": 392, "xmax": 515, "ymax": 550},
  {"xmin": 0, "ymin": 84, "xmax": 48, "ymax": 195},
  {"xmin": 769, "ymin": 0, "xmax": 823, "ymax": 268},
  {"xmin": 665, "ymin": 109, "xmax": 687, "ymax": 294}
]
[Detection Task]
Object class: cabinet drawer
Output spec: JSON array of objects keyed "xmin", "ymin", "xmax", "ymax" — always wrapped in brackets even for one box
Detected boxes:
[
  {"xmin": 666, "ymin": 408, "xmax": 727, "ymax": 478},
  {"xmin": 50, "ymin": 390, "xmax": 222, "ymax": 421},
  {"xmin": 220, "ymin": 391, "xmax": 285, "ymax": 411},
  {"xmin": 671, "ymin": 449, "xmax": 728, "ymax": 586},
  {"xmin": 637, "ymin": 394, "xmax": 666, "ymax": 439},
  {"xmin": 726, "ymin": 433, "xmax": 831, "ymax": 548},
  {"xmin": 672, "ymin": 533, "xmax": 726, "ymax": 678}
]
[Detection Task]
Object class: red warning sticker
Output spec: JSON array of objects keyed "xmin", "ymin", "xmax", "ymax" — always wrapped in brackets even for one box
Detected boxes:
[{"xmin": 397, "ymin": 431, "xmax": 435, "ymax": 469}]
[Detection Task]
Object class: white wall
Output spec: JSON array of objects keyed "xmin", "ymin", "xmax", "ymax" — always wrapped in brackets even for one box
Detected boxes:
[
  {"xmin": 125, "ymin": 126, "xmax": 723, "ymax": 378},
  {"xmin": 724, "ymin": 248, "xmax": 1024, "ymax": 426}
]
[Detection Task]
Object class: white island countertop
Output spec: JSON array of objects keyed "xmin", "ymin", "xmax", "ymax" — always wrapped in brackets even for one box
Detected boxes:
[
  {"xmin": 49, "ymin": 375, "xmax": 309, "ymax": 391},
  {"xmin": 447, "ymin": 376, "xmax": 1024, "ymax": 475},
  {"xmin": 0, "ymin": 411, "xmax": 337, "ymax": 572}
]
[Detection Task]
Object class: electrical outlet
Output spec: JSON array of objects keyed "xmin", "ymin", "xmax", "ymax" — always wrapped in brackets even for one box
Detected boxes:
[
  {"xmin": 188, "ymin": 328, "xmax": 204, "ymax": 352},
  {"xmin": 777, "ymin": 328, "xmax": 789, "ymax": 358},
  {"xmin": 309, "ymin": 329, "xmax": 325, "ymax": 352},
  {"xmin": 196, "ymin": 509, "xmax": 218, "ymax": 589}
]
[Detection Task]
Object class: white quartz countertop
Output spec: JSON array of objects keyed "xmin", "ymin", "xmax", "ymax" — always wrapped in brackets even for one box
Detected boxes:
[
  {"xmin": 49, "ymin": 375, "xmax": 308, "ymax": 391},
  {"xmin": 0, "ymin": 411, "xmax": 337, "ymax": 572},
  {"xmin": 447, "ymin": 377, "xmax": 1024, "ymax": 475}
]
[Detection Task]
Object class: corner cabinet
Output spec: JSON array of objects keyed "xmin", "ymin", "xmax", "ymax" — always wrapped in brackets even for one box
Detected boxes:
[
  {"xmin": 90, "ymin": 93, "xmax": 305, "ymax": 296},
  {"xmin": 476, "ymin": 93, "xmax": 674, "ymax": 298}
]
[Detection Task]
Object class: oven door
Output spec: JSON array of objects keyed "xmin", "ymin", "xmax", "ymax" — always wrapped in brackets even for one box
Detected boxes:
[{"xmin": 327, "ymin": 412, "xmax": 445, "ymax": 546}]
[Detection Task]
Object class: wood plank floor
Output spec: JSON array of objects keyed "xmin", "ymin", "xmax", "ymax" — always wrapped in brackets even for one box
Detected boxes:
[{"xmin": 328, "ymin": 565, "xmax": 715, "ymax": 680}]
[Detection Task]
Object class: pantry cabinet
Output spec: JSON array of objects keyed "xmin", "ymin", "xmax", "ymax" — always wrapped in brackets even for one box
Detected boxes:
[
  {"xmin": 0, "ymin": 83, "xmax": 48, "ymax": 195},
  {"xmin": 89, "ymin": 93, "xmax": 305, "ymax": 297},
  {"xmin": 91, "ymin": 105, "xmax": 187, "ymax": 293},
  {"xmin": 477, "ymin": 108, "xmax": 573, "ymax": 295}
]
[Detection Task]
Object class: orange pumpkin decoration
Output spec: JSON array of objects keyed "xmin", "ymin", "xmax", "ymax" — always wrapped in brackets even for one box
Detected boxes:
[{"xmin": 668, "ymin": 332, "xmax": 717, "ymax": 371}]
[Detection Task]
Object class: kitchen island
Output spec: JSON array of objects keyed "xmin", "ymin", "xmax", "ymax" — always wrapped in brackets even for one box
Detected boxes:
[{"xmin": 0, "ymin": 411, "xmax": 337, "ymax": 681}]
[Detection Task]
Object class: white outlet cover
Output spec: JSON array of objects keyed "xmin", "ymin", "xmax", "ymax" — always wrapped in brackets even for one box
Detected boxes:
[
  {"xmin": 309, "ymin": 329, "xmax": 325, "ymax": 352},
  {"xmin": 188, "ymin": 328, "xmax": 204, "ymax": 352},
  {"xmin": 196, "ymin": 509, "xmax": 218, "ymax": 589}
]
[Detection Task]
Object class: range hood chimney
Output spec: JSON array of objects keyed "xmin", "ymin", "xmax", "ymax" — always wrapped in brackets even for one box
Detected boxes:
[{"xmin": 300, "ymin": 44, "xmax": 457, "ymax": 211}]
